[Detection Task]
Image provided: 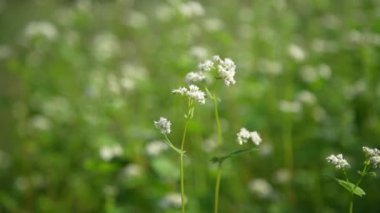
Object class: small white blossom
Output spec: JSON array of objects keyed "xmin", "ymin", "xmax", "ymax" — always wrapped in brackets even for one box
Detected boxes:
[
  {"xmin": 217, "ymin": 58, "xmax": 236, "ymax": 86},
  {"xmin": 172, "ymin": 85, "xmax": 206, "ymax": 104},
  {"xmin": 24, "ymin": 21, "xmax": 58, "ymax": 41},
  {"xmin": 185, "ymin": 71, "xmax": 206, "ymax": 83},
  {"xmin": 248, "ymin": 179, "xmax": 274, "ymax": 199},
  {"xmin": 363, "ymin": 146, "xmax": 380, "ymax": 168},
  {"xmin": 154, "ymin": 117, "xmax": 172, "ymax": 134},
  {"xmin": 160, "ymin": 192, "xmax": 187, "ymax": 209},
  {"xmin": 198, "ymin": 60, "xmax": 214, "ymax": 72},
  {"xmin": 363, "ymin": 146, "xmax": 380, "ymax": 157},
  {"xmin": 288, "ymin": 44, "xmax": 306, "ymax": 61},
  {"xmin": 172, "ymin": 87, "xmax": 187, "ymax": 95},
  {"xmin": 146, "ymin": 140, "xmax": 168, "ymax": 156},
  {"xmin": 237, "ymin": 128, "xmax": 262, "ymax": 145},
  {"xmin": 99, "ymin": 144, "xmax": 123, "ymax": 161},
  {"xmin": 326, "ymin": 154, "xmax": 350, "ymax": 170}
]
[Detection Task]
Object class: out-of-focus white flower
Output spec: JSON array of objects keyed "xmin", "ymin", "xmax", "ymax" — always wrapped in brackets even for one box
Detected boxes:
[
  {"xmin": 257, "ymin": 59, "xmax": 283, "ymax": 76},
  {"xmin": 160, "ymin": 192, "xmax": 186, "ymax": 209},
  {"xmin": 326, "ymin": 154, "xmax": 350, "ymax": 170},
  {"xmin": 154, "ymin": 117, "xmax": 172, "ymax": 134},
  {"xmin": 288, "ymin": 44, "xmax": 306, "ymax": 61},
  {"xmin": 318, "ymin": 64, "xmax": 332, "ymax": 79},
  {"xmin": 274, "ymin": 168, "xmax": 291, "ymax": 184},
  {"xmin": 172, "ymin": 85, "xmax": 206, "ymax": 104},
  {"xmin": 203, "ymin": 18, "xmax": 224, "ymax": 32},
  {"xmin": 93, "ymin": 32, "xmax": 120, "ymax": 61},
  {"xmin": 248, "ymin": 179, "xmax": 273, "ymax": 199},
  {"xmin": 178, "ymin": 1, "xmax": 204, "ymax": 18},
  {"xmin": 146, "ymin": 140, "xmax": 168, "ymax": 156},
  {"xmin": 156, "ymin": 5, "xmax": 174, "ymax": 22},
  {"xmin": 363, "ymin": 147, "xmax": 380, "ymax": 168},
  {"xmin": 185, "ymin": 71, "xmax": 206, "ymax": 84},
  {"xmin": 125, "ymin": 11, "xmax": 147, "ymax": 28},
  {"xmin": 190, "ymin": 46, "xmax": 208, "ymax": 60},
  {"xmin": 122, "ymin": 164, "xmax": 142, "ymax": 178},
  {"xmin": 279, "ymin": 100, "xmax": 302, "ymax": 114},
  {"xmin": 30, "ymin": 115, "xmax": 51, "ymax": 131},
  {"xmin": 99, "ymin": 144, "xmax": 123, "ymax": 161},
  {"xmin": 24, "ymin": 21, "xmax": 58, "ymax": 41},
  {"xmin": 237, "ymin": 128, "xmax": 262, "ymax": 145},
  {"xmin": 296, "ymin": 90, "xmax": 317, "ymax": 105}
]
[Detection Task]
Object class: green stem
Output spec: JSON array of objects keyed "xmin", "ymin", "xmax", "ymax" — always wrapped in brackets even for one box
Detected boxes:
[
  {"xmin": 180, "ymin": 119, "xmax": 190, "ymax": 213},
  {"xmin": 213, "ymin": 95, "xmax": 222, "ymax": 146},
  {"xmin": 214, "ymin": 162, "xmax": 222, "ymax": 213},
  {"xmin": 349, "ymin": 195, "xmax": 353, "ymax": 213}
]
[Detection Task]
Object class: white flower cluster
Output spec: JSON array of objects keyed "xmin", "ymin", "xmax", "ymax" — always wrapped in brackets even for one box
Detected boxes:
[
  {"xmin": 154, "ymin": 117, "xmax": 172, "ymax": 134},
  {"xmin": 237, "ymin": 128, "xmax": 262, "ymax": 146},
  {"xmin": 172, "ymin": 84, "xmax": 206, "ymax": 104},
  {"xmin": 326, "ymin": 154, "xmax": 350, "ymax": 170},
  {"xmin": 363, "ymin": 146, "xmax": 380, "ymax": 168},
  {"xmin": 185, "ymin": 55, "xmax": 237, "ymax": 86}
]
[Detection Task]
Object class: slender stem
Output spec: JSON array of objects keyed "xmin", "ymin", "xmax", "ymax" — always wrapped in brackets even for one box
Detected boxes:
[
  {"xmin": 349, "ymin": 194, "xmax": 353, "ymax": 213},
  {"xmin": 211, "ymin": 91, "xmax": 223, "ymax": 213},
  {"xmin": 213, "ymin": 95, "xmax": 222, "ymax": 146},
  {"xmin": 214, "ymin": 162, "xmax": 222, "ymax": 213},
  {"xmin": 180, "ymin": 119, "xmax": 190, "ymax": 213}
]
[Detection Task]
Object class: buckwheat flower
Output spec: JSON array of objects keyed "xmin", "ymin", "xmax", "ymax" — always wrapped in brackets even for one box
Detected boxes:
[
  {"xmin": 217, "ymin": 57, "xmax": 236, "ymax": 86},
  {"xmin": 198, "ymin": 59, "xmax": 214, "ymax": 72},
  {"xmin": 172, "ymin": 87, "xmax": 187, "ymax": 95},
  {"xmin": 362, "ymin": 146, "xmax": 380, "ymax": 157},
  {"xmin": 326, "ymin": 154, "xmax": 350, "ymax": 169},
  {"xmin": 370, "ymin": 156, "xmax": 380, "ymax": 168},
  {"xmin": 99, "ymin": 144, "xmax": 123, "ymax": 161},
  {"xmin": 363, "ymin": 146, "xmax": 380, "ymax": 168},
  {"xmin": 172, "ymin": 85, "xmax": 206, "ymax": 104},
  {"xmin": 185, "ymin": 71, "xmax": 206, "ymax": 83},
  {"xmin": 237, "ymin": 128, "xmax": 262, "ymax": 145},
  {"xmin": 154, "ymin": 117, "xmax": 171, "ymax": 134}
]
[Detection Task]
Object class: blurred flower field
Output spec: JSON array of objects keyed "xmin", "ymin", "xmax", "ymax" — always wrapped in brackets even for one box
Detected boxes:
[{"xmin": 0, "ymin": 0, "xmax": 380, "ymax": 212}]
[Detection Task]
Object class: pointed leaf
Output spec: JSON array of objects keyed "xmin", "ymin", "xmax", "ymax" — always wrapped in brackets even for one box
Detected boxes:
[{"xmin": 335, "ymin": 178, "xmax": 366, "ymax": 197}]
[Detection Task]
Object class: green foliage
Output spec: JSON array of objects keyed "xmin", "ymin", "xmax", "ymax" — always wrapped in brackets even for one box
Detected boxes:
[{"xmin": 335, "ymin": 179, "xmax": 366, "ymax": 197}]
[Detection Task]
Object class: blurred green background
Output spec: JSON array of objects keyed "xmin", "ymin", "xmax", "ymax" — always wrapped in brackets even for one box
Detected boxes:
[{"xmin": 1, "ymin": 0, "xmax": 380, "ymax": 212}]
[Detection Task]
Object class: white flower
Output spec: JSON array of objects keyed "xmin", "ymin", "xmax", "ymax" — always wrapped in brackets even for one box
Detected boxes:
[
  {"xmin": 363, "ymin": 146, "xmax": 380, "ymax": 157},
  {"xmin": 172, "ymin": 87, "xmax": 187, "ymax": 95},
  {"xmin": 160, "ymin": 192, "xmax": 187, "ymax": 209},
  {"xmin": 178, "ymin": 1, "xmax": 205, "ymax": 18},
  {"xmin": 198, "ymin": 59, "xmax": 214, "ymax": 72},
  {"xmin": 185, "ymin": 71, "xmax": 206, "ymax": 83},
  {"xmin": 99, "ymin": 144, "xmax": 123, "ymax": 161},
  {"xmin": 154, "ymin": 117, "xmax": 172, "ymax": 134},
  {"xmin": 237, "ymin": 128, "xmax": 262, "ymax": 145},
  {"xmin": 363, "ymin": 146, "xmax": 380, "ymax": 168},
  {"xmin": 326, "ymin": 154, "xmax": 350, "ymax": 169},
  {"xmin": 146, "ymin": 140, "xmax": 168, "ymax": 156},
  {"xmin": 248, "ymin": 179, "xmax": 273, "ymax": 199},
  {"xmin": 24, "ymin": 21, "xmax": 58, "ymax": 41},
  {"xmin": 172, "ymin": 85, "xmax": 206, "ymax": 104},
  {"xmin": 288, "ymin": 44, "xmax": 306, "ymax": 61},
  {"xmin": 217, "ymin": 58, "xmax": 236, "ymax": 86},
  {"xmin": 122, "ymin": 164, "xmax": 142, "ymax": 178}
]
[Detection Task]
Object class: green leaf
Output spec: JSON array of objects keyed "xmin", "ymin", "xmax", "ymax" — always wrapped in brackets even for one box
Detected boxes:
[
  {"xmin": 335, "ymin": 178, "xmax": 366, "ymax": 197},
  {"xmin": 211, "ymin": 147, "xmax": 258, "ymax": 164}
]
